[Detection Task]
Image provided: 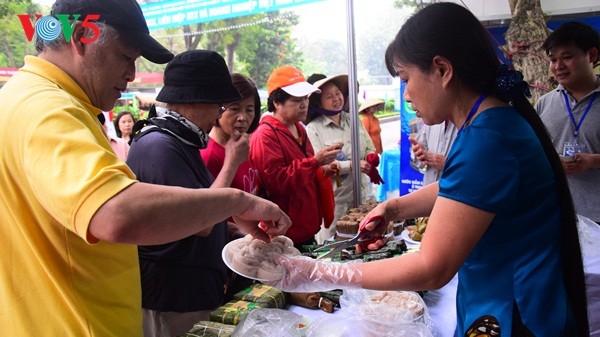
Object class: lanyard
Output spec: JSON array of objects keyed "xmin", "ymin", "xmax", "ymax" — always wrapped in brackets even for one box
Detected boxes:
[
  {"xmin": 562, "ymin": 91, "xmax": 597, "ymax": 138},
  {"xmin": 458, "ymin": 94, "xmax": 487, "ymax": 134}
]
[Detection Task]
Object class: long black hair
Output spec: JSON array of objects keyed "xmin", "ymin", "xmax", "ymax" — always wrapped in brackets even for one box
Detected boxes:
[{"xmin": 386, "ymin": 3, "xmax": 588, "ymax": 335}]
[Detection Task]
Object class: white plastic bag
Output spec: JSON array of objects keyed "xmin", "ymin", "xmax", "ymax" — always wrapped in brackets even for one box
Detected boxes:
[
  {"xmin": 577, "ymin": 214, "xmax": 600, "ymax": 259},
  {"xmin": 297, "ymin": 289, "xmax": 435, "ymax": 337},
  {"xmin": 232, "ymin": 308, "xmax": 303, "ymax": 337},
  {"xmin": 304, "ymin": 316, "xmax": 434, "ymax": 337}
]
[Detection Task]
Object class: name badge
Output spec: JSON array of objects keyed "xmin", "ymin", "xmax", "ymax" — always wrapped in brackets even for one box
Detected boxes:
[{"xmin": 563, "ymin": 139, "xmax": 586, "ymax": 156}]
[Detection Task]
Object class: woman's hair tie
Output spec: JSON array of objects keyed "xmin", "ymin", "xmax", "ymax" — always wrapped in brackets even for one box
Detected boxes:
[{"xmin": 493, "ymin": 64, "xmax": 531, "ymax": 103}]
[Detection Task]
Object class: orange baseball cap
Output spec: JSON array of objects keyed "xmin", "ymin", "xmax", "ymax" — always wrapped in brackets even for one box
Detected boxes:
[{"xmin": 266, "ymin": 65, "xmax": 321, "ymax": 96}]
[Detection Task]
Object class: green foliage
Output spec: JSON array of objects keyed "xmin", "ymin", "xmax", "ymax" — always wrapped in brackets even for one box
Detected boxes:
[
  {"xmin": 234, "ymin": 11, "xmax": 302, "ymax": 88},
  {"xmin": 300, "ymin": 38, "xmax": 347, "ymax": 77},
  {"xmin": 0, "ymin": 0, "xmax": 33, "ymax": 19},
  {"xmin": 393, "ymin": 0, "xmax": 419, "ymax": 12},
  {"xmin": 0, "ymin": 0, "xmax": 38, "ymax": 68},
  {"xmin": 141, "ymin": 11, "xmax": 302, "ymax": 89},
  {"xmin": 375, "ymin": 110, "xmax": 399, "ymax": 118},
  {"xmin": 373, "ymin": 99, "xmax": 399, "ymax": 117},
  {"xmin": 385, "ymin": 99, "xmax": 396, "ymax": 111}
]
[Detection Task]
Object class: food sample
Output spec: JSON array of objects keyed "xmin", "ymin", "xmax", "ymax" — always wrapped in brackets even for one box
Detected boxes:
[
  {"xmin": 361, "ymin": 291, "xmax": 425, "ymax": 321},
  {"xmin": 318, "ymin": 290, "xmax": 343, "ymax": 306},
  {"xmin": 225, "ymin": 234, "xmax": 300, "ymax": 280},
  {"xmin": 406, "ymin": 217, "xmax": 429, "ymax": 241},
  {"xmin": 288, "ymin": 292, "xmax": 336, "ymax": 313},
  {"xmin": 367, "ymin": 291, "xmax": 425, "ymax": 318},
  {"xmin": 335, "ymin": 200, "xmax": 380, "ymax": 237},
  {"xmin": 393, "ymin": 222, "xmax": 404, "ymax": 236}
]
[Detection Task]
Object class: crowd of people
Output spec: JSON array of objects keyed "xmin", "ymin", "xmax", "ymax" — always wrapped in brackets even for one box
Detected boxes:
[
  {"xmin": 269, "ymin": 5, "xmax": 597, "ymax": 337},
  {"xmin": 0, "ymin": 0, "xmax": 598, "ymax": 336}
]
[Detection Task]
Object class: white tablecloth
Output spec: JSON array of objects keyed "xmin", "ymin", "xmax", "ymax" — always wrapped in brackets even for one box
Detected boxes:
[
  {"xmin": 288, "ymin": 277, "xmax": 456, "ymax": 337},
  {"xmin": 288, "ymin": 216, "xmax": 600, "ymax": 336},
  {"xmin": 288, "ymin": 238, "xmax": 457, "ymax": 337}
]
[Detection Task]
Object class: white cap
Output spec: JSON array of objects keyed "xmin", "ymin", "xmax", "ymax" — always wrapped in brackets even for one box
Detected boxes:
[{"xmin": 281, "ymin": 82, "xmax": 321, "ymax": 97}]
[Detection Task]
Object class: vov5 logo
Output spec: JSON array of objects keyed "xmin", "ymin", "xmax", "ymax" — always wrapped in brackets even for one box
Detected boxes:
[{"xmin": 17, "ymin": 14, "xmax": 100, "ymax": 43}]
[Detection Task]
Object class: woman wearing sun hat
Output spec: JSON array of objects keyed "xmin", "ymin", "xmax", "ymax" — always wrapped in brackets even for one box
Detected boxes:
[
  {"xmin": 250, "ymin": 65, "xmax": 341, "ymax": 247},
  {"xmin": 359, "ymin": 98, "xmax": 385, "ymax": 154},
  {"xmin": 305, "ymin": 74, "xmax": 382, "ymax": 244}
]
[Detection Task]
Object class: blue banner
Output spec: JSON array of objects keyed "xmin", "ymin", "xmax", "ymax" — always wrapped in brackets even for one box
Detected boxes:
[
  {"xmin": 399, "ymin": 81, "xmax": 424, "ymax": 195},
  {"xmin": 141, "ymin": 0, "xmax": 326, "ymax": 31}
]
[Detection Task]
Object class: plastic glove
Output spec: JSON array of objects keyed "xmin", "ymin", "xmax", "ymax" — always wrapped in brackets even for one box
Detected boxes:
[
  {"xmin": 264, "ymin": 254, "xmax": 362, "ymax": 293},
  {"xmin": 365, "ymin": 153, "xmax": 384, "ymax": 185}
]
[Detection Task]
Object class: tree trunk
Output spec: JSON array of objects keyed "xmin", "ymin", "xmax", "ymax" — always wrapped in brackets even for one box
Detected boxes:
[
  {"xmin": 183, "ymin": 24, "xmax": 202, "ymax": 51},
  {"xmin": 225, "ymin": 33, "xmax": 240, "ymax": 73},
  {"xmin": 2, "ymin": 35, "xmax": 15, "ymax": 67},
  {"xmin": 502, "ymin": 0, "xmax": 554, "ymax": 103}
]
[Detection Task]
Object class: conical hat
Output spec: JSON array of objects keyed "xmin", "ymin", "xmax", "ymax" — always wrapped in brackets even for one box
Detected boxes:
[{"xmin": 359, "ymin": 98, "xmax": 385, "ymax": 113}]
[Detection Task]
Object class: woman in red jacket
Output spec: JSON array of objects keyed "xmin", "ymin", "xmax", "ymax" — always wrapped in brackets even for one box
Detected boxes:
[{"xmin": 250, "ymin": 65, "xmax": 341, "ymax": 247}]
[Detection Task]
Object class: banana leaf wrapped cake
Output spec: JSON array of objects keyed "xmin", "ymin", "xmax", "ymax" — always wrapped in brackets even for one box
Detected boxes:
[
  {"xmin": 210, "ymin": 300, "xmax": 269, "ymax": 325},
  {"xmin": 179, "ymin": 320, "xmax": 235, "ymax": 337},
  {"xmin": 232, "ymin": 283, "xmax": 287, "ymax": 309}
]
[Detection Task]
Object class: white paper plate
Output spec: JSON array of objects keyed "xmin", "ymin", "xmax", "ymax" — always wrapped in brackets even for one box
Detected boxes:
[
  {"xmin": 221, "ymin": 238, "xmax": 280, "ymax": 282},
  {"xmin": 400, "ymin": 229, "xmax": 421, "ymax": 246}
]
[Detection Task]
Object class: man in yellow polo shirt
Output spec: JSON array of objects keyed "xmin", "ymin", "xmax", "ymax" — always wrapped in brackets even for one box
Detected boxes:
[{"xmin": 0, "ymin": 1, "xmax": 291, "ymax": 336}]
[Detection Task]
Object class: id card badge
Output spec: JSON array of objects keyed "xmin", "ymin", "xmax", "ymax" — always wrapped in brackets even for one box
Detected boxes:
[{"xmin": 563, "ymin": 138, "xmax": 586, "ymax": 156}]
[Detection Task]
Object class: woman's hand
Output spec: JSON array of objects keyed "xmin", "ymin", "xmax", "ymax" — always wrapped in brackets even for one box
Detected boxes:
[
  {"xmin": 314, "ymin": 144, "xmax": 341, "ymax": 166},
  {"xmin": 223, "ymin": 131, "xmax": 250, "ymax": 170},
  {"xmin": 323, "ymin": 162, "xmax": 340, "ymax": 177},
  {"xmin": 359, "ymin": 160, "xmax": 371, "ymax": 174},
  {"xmin": 358, "ymin": 203, "xmax": 392, "ymax": 250}
]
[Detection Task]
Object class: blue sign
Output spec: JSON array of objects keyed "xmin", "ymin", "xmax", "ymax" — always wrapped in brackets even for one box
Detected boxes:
[
  {"xmin": 120, "ymin": 92, "xmax": 137, "ymax": 99},
  {"xmin": 399, "ymin": 81, "xmax": 424, "ymax": 196},
  {"xmin": 141, "ymin": 0, "xmax": 326, "ymax": 31}
]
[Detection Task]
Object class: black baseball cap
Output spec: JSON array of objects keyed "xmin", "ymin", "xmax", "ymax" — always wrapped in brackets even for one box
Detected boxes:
[{"xmin": 51, "ymin": 0, "xmax": 173, "ymax": 64}]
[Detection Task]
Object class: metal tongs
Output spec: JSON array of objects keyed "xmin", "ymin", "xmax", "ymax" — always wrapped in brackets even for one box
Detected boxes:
[{"xmin": 314, "ymin": 215, "xmax": 387, "ymax": 259}]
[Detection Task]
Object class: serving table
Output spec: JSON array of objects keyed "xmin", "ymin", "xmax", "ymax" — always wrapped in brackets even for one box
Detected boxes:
[
  {"xmin": 288, "ymin": 239, "xmax": 458, "ymax": 337},
  {"xmin": 289, "ymin": 217, "xmax": 600, "ymax": 336}
]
